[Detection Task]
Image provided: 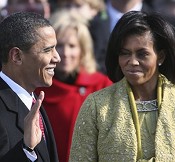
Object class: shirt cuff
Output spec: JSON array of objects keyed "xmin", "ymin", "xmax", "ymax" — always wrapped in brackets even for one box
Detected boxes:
[{"xmin": 23, "ymin": 148, "xmax": 37, "ymax": 162}]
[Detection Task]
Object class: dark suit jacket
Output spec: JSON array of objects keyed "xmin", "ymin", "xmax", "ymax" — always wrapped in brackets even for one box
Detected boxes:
[
  {"xmin": 89, "ymin": 2, "xmax": 153, "ymax": 74},
  {"xmin": 0, "ymin": 78, "xmax": 59, "ymax": 162}
]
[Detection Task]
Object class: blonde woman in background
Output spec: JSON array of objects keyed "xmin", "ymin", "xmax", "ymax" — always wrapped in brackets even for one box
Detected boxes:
[
  {"xmin": 67, "ymin": 0, "xmax": 109, "ymax": 73},
  {"xmin": 49, "ymin": 0, "xmax": 109, "ymax": 73}
]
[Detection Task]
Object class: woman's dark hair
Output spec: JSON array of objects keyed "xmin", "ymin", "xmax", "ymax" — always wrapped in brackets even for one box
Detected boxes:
[{"xmin": 105, "ymin": 11, "xmax": 175, "ymax": 84}]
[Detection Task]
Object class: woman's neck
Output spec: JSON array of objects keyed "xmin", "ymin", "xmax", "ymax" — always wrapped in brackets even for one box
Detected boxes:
[{"xmin": 130, "ymin": 83, "xmax": 157, "ymax": 101}]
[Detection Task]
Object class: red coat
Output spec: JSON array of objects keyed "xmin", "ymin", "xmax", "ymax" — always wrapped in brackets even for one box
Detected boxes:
[{"xmin": 35, "ymin": 72, "xmax": 112, "ymax": 162}]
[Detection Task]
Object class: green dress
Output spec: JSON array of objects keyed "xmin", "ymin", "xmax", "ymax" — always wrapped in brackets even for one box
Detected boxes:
[{"xmin": 137, "ymin": 100, "xmax": 158, "ymax": 160}]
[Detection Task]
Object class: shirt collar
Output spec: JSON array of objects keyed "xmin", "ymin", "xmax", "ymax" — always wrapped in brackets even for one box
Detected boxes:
[
  {"xmin": 0, "ymin": 71, "xmax": 33, "ymax": 110},
  {"xmin": 107, "ymin": 1, "xmax": 143, "ymax": 32}
]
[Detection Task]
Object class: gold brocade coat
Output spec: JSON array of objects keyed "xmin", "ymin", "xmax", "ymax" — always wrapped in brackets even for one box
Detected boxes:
[{"xmin": 69, "ymin": 76, "xmax": 175, "ymax": 162}]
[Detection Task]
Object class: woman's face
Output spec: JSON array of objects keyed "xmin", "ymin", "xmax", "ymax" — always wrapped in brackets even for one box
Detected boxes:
[
  {"xmin": 119, "ymin": 32, "xmax": 164, "ymax": 87},
  {"xmin": 56, "ymin": 28, "xmax": 81, "ymax": 74}
]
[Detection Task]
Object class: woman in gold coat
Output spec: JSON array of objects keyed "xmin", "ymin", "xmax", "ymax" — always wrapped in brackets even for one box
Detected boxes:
[{"xmin": 69, "ymin": 11, "xmax": 175, "ymax": 162}]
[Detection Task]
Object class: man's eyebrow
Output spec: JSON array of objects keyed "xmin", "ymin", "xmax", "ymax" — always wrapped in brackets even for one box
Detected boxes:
[{"xmin": 42, "ymin": 45, "xmax": 55, "ymax": 52}]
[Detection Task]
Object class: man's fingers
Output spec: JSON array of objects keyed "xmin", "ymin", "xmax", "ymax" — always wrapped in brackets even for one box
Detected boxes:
[
  {"xmin": 38, "ymin": 91, "xmax": 45, "ymax": 102},
  {"xmin": 30, "ymin": 91, "xmax": 45, "ymax": 115}
]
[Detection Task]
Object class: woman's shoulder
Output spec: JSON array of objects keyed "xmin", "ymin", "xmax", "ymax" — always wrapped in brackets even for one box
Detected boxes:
[
  {"xmin": 94, "ymin": 82, "xmax": 116, "ymax": 92},
  {"xmin": 87, "ymin": 78, "xmax": 126, "ymax": 103},
  {"xmin": 89, "ymin": 83, "xmax": 117, "ymax": 101},
  {"xmin": 93, "ymin": 77, "xmax": 125, "ymax": 94}
]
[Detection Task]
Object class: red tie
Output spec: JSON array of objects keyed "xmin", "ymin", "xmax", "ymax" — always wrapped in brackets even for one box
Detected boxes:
[{"xmin": 32, "ymin": 98, "xmax": 46, "ymax": 140}]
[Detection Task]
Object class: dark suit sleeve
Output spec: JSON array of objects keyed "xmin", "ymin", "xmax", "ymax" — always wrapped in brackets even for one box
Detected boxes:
[{"xmin": 0, "ymin": 121, "xmax": 31, "ymax": 162}]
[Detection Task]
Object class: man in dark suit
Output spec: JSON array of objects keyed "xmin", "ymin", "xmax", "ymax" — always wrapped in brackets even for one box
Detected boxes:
[{"xmin": 0, "ymin": 12, "xmax": 61, "ymax": 162}]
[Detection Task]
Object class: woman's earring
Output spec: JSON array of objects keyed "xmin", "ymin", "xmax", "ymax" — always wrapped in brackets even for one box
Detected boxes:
[{"xmin": 158, "ymin": 63, "xmax": 162, "ymax": 66}]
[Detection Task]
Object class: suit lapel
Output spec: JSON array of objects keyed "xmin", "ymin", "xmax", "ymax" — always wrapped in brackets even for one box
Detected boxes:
[
  {"xmin": 17, "ymin": 101, "xmax": 29, "ymax": 131},
  {"xmin": 0, "ymin": 78, "xmax": 28, "ymax": 132}
]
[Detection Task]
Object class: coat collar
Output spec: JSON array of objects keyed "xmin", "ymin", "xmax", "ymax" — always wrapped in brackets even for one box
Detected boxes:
[{"xmin": 0, "ymin": 77, "xmax": 28, "ymax": 132}]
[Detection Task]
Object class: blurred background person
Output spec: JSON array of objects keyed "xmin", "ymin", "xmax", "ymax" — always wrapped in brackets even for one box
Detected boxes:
[
  {"xmin": 0, "ymin": 0, "xmax": 51, "ymax": 19},
  {"xmin": 106, "ymin": 0, "xmax": 153, "ymax": 32},
  {"xmin": 151, "ymin": 0, "xmax": 175, "ymax": 26},
  {"xmin": 65, "ymin": 0, "xmax": 106, "ymax": 21},
  {"xmin": 69, "ymin": 0, "xmax": 109, "ymax": 74},
  {"xmin": 35, "ymin": 9, "xmax": 112, "ymax": 162},
  {"xmin": 0, "ymin": 0, "xmax": 8, "ymax": 21},
  {"xmin": 50, "ymin": 0, "xmax": 109, "ymax": 74}
]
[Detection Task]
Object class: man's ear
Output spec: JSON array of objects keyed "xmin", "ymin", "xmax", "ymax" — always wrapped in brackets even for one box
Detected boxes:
[
  {"xmin": 9, "ymin": 47, "xmax": 23, "ymax": 64},
  {"xmin": 158, "ymin": 50, "xmax": 166, "ymax": 66}
]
